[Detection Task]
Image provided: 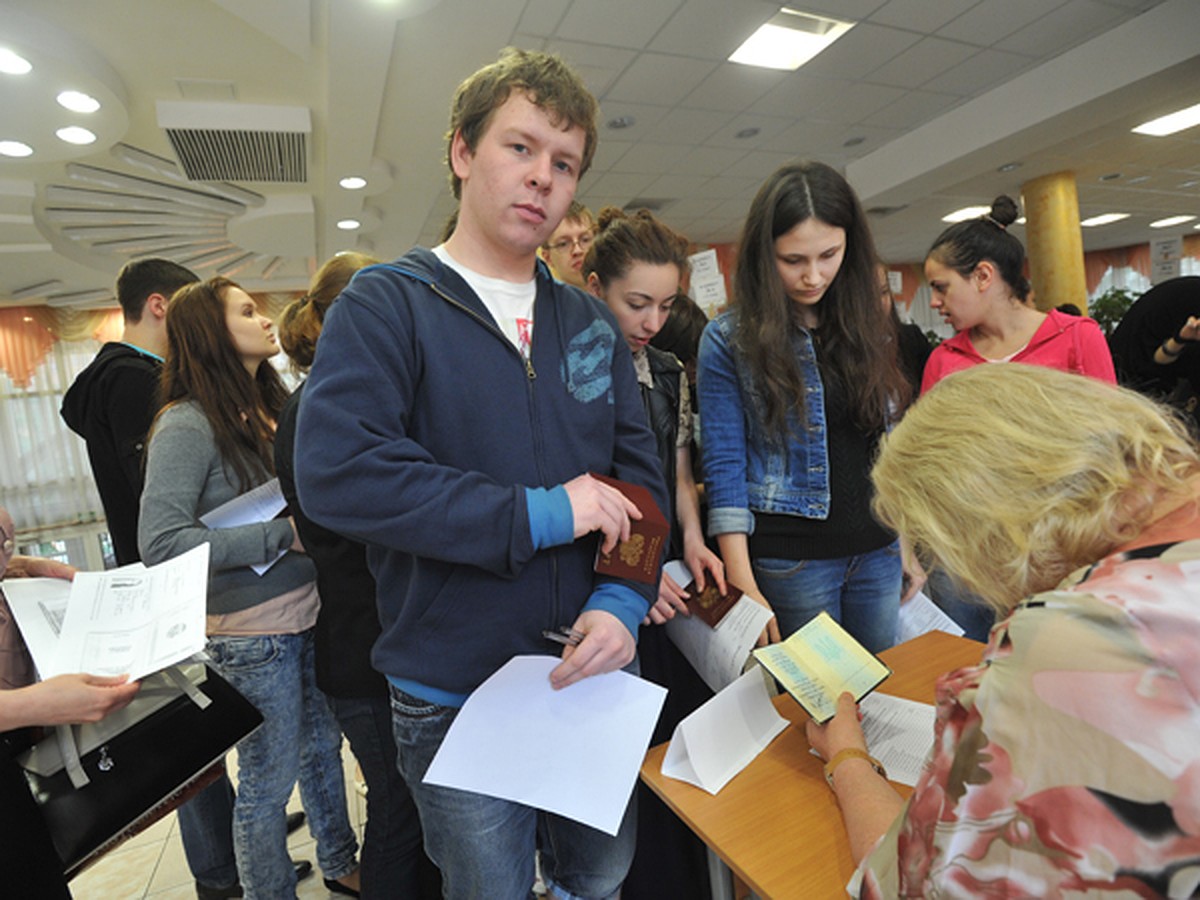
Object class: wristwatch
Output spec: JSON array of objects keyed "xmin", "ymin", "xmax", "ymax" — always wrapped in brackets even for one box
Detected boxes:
[{"xmin": 823, "ymin": 747, "xmax": 887, "ymax": 788}]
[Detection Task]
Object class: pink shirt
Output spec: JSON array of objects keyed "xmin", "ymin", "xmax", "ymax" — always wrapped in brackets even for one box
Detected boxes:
[{"xmin": 921, "ymin": 309, "xmax": 1116, "ymax": 394}]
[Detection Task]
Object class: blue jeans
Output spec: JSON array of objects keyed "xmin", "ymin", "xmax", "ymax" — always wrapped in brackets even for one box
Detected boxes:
[
  {"xmin": 389, "ymin": 685, "xmax": 637, "ymax": 900},
  {"xmin": 925, "ymin": 567, "xmax": 996, "ymax": 643},
  {"xmin": 207, "ymin": 630, "xmax": 359, "ymax": 899},
  {"xmin": 752, "ymin": 542, "xmax": 902, "ymax": 653},
  {"xmin": 328, "ymin": 693, "xmax": 437, "ymax": 900},
  {"xmin": 177, "ymin": 769, "xmax": 238, "ymax": 889}
]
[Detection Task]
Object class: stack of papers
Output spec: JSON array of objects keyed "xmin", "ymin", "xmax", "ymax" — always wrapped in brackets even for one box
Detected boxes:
[{"xmin": 4, "ymin": 543, "xmax": 210, "ymax": 681}]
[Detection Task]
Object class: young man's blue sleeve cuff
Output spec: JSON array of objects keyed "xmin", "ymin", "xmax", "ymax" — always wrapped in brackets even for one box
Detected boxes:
[
  {"xmin": 525, "ymin": 485, "xmax": 574, "ymax": 550},
  {"xmin": 583, "ymin": 583, "xmax": 649, "ymax": 639}
]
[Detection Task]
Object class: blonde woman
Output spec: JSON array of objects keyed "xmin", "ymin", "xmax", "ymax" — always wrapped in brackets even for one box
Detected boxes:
[{"xmin": 807, "ymin": 364, "xmax": 1200, "ymax": 897}]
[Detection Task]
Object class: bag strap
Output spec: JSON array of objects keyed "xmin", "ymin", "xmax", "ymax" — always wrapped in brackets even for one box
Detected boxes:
[
  {"xmin": 163, "ymin": 663, "xmax": 211, "ymax": 710},
  {"xmin": 55, "ymin": 724, "xmax": 90, "ymax": 788}
]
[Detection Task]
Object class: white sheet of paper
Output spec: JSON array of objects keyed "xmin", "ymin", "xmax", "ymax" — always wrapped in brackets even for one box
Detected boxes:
[
  {"xmin": 662, "ymin": 560, "xmax": 772, "ymax": 693},
  {"xmin": 661, "ymin": 667, "xmax": 788, "ymax": 795},
  {"xmin": 895, "ymin": 591, "xmax": 965, "ymax": 644},
  {"xmin": 199, "ymin": 477, "xmax": 287, "ymax": 575},
  {"xmin": 2, "ymin": 576, "xmax": 72, "ymax": 678},
  {"xmin": 48, "ymin": 543, "xmax": 210, "ymax": 681},
  {"xmin": 859, "ymin": 692, "xmax": 937, "ymax": 787},
  {"xmin": 423, "ymin": 655, "xmax": 666, "ymax": 836}
]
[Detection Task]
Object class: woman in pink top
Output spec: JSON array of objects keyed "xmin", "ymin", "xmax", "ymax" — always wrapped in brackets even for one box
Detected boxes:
[{"xmin": 920, "ymin": 195, "xmax": 1115, "ymax": 394}]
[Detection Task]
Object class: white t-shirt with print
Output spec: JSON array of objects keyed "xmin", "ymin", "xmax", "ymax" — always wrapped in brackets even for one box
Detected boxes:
[{"xmin": 434, "ymin": 245, "xmax": 535, "ymax": 359}]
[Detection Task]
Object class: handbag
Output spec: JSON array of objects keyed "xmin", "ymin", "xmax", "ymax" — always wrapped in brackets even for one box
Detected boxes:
[{"xmin": 18, "ymin": 660, "xmax": 263, "ymax": 879}]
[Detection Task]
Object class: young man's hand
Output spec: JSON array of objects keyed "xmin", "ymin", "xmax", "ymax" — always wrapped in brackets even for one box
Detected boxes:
[
  {"xmin": 549, "ymin": 609, "xmax": 635, "ymax": 690},
  {"xmin": 562, "ymin": 474, "xmax": 642, "ymax": 556}
]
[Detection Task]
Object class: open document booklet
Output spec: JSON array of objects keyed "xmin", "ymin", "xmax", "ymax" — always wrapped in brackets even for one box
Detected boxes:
[
  {"xmin": 753, "ymin": 611, "xmax": 891, "ymax": 724},
  {"xmin": 3, "ymin": 543, "xmax": 210, "ymax": 681}
]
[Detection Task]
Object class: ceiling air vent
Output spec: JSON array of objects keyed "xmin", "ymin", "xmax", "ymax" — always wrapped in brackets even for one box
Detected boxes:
[
  {"xmin": 156, "ymin": 101, "xmax": 311, "ymax": 183},
  {"xmin": 866, "ymin": 204, "xmax": 908, "ymax": 217}
]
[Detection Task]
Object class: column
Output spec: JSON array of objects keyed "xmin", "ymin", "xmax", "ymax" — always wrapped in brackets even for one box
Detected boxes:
[{"xmin": 1021, "ymin": 171, "xmax": 1088, "ymax": 313}]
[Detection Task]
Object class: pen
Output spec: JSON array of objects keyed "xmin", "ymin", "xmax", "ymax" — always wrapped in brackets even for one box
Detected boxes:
[{"xmin": 542, "ymin": 625, "xmax": 585, "ymax": 647}]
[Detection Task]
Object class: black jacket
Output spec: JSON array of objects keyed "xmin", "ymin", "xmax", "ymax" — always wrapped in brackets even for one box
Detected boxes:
[{"xmin": 61, "ymin": 343, "xmax": 161, "ymax": 565}]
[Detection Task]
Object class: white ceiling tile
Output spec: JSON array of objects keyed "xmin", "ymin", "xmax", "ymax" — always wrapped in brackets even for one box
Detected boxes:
[
  {"xmin": 589, "ymin": 139, "xmax": 635, "ymax": 173},
  {"xmin": 867, "ymin": 0, "xmax": 979, "ymax": 33},
  {"xmin": 610, "ymin": 141, "xmax": 694, "ymax": 174},
  {"xmin": 681, "ymin": 63, "xmax": 786, "ymax": 113},
  {"xmin": 795, "ymin": 0, "xmax": 888, "ymax": 20},
  {"xmin": 583, "ymin": 170, "xmax": 658, "ymax": 202},
  {"xmin": 734, "ymin": 150, "xmax": 802, "ymax": 180},
  {"xmin": 648, "ymin": 0, "xmax": 780, "ymax": 59},
  {"xmin": 594, "ymin": 101, "xmax": 673, "ymax": 140},
  {"xmin": 861, "ymin": 89, "xmax": 963, "ymax": 130},
  {"xmin": 700, "ymin": 175, "xmax": 770, "ymax": 200},
  {"xmin": 672, "ymin": 146, "xmax": 748, "ymax": 176},
  {"xmin": 605, "ymin": 52, "xmax": 720, "ymax": 106},
  {"xmin": 516, "ymin": 0, "xmax": 571, "ymax": 37},
  {"xmin": 642, "ymin": 106, "xmax": 732, "ymax": 144},
  {"xmin": 937, "ymin": 0, "xmax": 1070, "ymax": 47},
  {"xmin": 802, "ymin": 22, "xmax": 923, "ymax": 80},
  {"xmin": 919, "ymin": 47, "xmax": 1037, "ymax": 97},
  {"xmin": 703, "ymin": 114, "xmax": 799, "ymax": 150},
  {"xmin": 749, "ymin": 72, "xmax": 843, "ymax": 118},
  {"xmin": 866, "ymin": 36, "xmax": 979, "ymax": 90},
  {"xmin": 811, "ymin": 83, "xmax": 906, "ymax": 124},
  {"xmin": 994, "ymin": 0, "xmax": 1132, "ymax": 58},
  {"xmin": 541, "ymin": 39, "xmax": 639, "ymax": 98},
  {"xmin": 556, "ymin": 0, "xmax": 684, "ymax": 50},
  {"xmin": 642, "ymin": 172, "xmax": 714, "ymax": 199}
]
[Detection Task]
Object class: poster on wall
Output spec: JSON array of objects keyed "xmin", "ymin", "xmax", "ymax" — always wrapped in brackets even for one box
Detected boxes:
[{"xmin": 1151, "ymin": 235, "xmax": 1182, "ymax": 284}]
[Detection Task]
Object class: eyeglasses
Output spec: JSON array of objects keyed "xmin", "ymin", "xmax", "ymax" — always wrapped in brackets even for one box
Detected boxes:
[{"xmin": 545, "ymin": 232, "xmax": 594, "ymax": 253}]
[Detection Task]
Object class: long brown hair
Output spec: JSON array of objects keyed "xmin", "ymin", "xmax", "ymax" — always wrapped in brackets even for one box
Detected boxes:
[
  {"xmin": 157, "ymin": 276, "xmax": 288, "ymax": 492},
  {"xmin": 733, "ymin": 161, "xmax": 909, "ymax": 439}
]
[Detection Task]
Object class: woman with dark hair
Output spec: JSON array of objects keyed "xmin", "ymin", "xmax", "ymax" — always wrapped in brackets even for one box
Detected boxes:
[
  {"xmin": 697, "ymin": 161, "xmax": 913, "ymax": 652},
  {"xmin": 583, "ymin": 207, "xmax": 724, "ymax": 900},
  {"xmin": 920, "ymin": 197, "xmax": 1116, "ymax": 640},
  {"xmin": 920, "ymin": 195, "xmax": 1115, "ymax": 392},
  {"xmin": 275, "ymin": 254, "xmax": 440, "ymax": 900},
  {"xmin": 139, "ymin": 277, "xmax": 359, "ymax": 899}
]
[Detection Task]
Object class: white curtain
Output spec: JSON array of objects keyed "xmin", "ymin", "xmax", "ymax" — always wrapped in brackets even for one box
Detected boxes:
[{"xmin": 0, "ymin": 339, "xmax": 104, "ymax": 536}]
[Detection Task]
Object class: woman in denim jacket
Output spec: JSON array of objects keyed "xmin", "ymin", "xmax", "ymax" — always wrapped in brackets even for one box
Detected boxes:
[{"xmin": 697, "ymin": 162, "xmax": 913, "ymax": 652}]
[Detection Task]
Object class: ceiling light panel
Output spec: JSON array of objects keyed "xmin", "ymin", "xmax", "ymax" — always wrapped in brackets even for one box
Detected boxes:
[
  {"xmin": 729, "ymin": 9, "xmax": 854, "ymax": 72},
  {"xmin": 1133, "ymin": 101, "xmax": 1200, "ymax": 137}
]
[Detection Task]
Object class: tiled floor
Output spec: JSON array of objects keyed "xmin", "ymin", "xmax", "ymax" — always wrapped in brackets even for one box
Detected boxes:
[{"xmin": 70, "ymin": 740, "xmax": 366, "ymax": 899}]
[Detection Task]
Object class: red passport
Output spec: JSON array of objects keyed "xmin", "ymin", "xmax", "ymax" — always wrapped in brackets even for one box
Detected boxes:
[
  {"xmin": 684, "ymin": 578, "xmax": 743, "ymax": 628},
  {"xmin": 589, "ymin": 473, "xmax": 668, "ymax": 585}
]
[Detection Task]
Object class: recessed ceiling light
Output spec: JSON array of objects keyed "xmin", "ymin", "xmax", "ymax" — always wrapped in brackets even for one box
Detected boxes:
[
  {"xmin": 0, "ymin": 48, "xmax": 32, "ymax": 75},
  {"xmin": 57, "ymin": 90, "xmax": 100, "ymax": 113},
  {"xmin": 735, "ymin": 127, "xmax": 761, "ymax": 140},
  {"xmin": 1180, "ymin": 179, "xmax": 1200, "ymax": 189},
  {"xmin": 339, "ymin": 176, "xmax": 367, "ymax": 190},
  {"xmin": 1098, "ymin": 172, "xmax": 1122, "ymax": 181},
  {"xmin": 607, "ymin": 116, "xmax": 636, "ymax": 130},
  {"xmin": 730, "ymin": 8, "xmax": 854, "ymax": 71},
  {"xmin": 1126, "ymin": 175, "xmax": 1151, "ymax": 185},
  {"xmin": 0, "ymin": 140, "xmax": 33, "ymax": 157},
  {"xmin": 843, "ymin": 136, "xmax": 865, "ymax": 148},
  {"xmin": 1015, "ymin": 217, "xmax": 1026, "ymax": 225},
  {"xmin": 941, "ymin": 205, "xmax": 991, "ymax": 223},
  {"xmin": 1080, "ymin": 213, "xmax": 1129, "ymax": 227},
  {"xmin": 997, "ymin": 162, "xmax": 1022, "ymax": 173},
  {"xmin": 56, "ymin": 126, "xmax": 97, "ymax": 145},
  {"xmin": 337, "ymin": 218, "xmax": 361, "ymax": 230},
  {"xmin": 1132, "ymin": 101, "xmax": 1200, "ymax": 137},
  {"xmin": 1149, "ymin": 215, "xmax": 1197, "ymax": 228}
]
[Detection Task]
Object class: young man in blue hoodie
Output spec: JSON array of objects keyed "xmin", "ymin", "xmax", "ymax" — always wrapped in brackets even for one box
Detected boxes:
[{"xmin": 294, "ymin": 48, "xmax": 667, "ymax": 899}]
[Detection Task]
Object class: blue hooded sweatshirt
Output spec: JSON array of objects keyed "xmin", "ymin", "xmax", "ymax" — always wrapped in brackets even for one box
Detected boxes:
[{"xmin": 294, "ymin": 248, "xmax": 667, "ymax": 704}]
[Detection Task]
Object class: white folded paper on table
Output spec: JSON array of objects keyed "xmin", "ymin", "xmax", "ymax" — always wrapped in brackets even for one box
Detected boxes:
[
  {"xmin": 895, "ymin": 590, "xmax": 965, "ymax": 644},
  {"xmin": 661, "ymin": 667, "xmax": 788, "ymax": 795},
  {"xmin": 423, "ymin": 655, "xmax": 666, "ymax": 836},
  {"xmin": 662, "ymin": 560, "xmax": 773, "ymax": 693}
]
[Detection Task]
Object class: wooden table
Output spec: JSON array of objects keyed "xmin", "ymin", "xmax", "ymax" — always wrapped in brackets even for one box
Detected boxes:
[{"xmin": 640, "ymin": 630, "xmax": 985, "ymax": 900}]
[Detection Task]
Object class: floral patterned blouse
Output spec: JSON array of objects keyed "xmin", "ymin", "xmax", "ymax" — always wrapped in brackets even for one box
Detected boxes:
[{"xmin": 857, "ymin": 502, "xmax": 1200, "ymax": 898}]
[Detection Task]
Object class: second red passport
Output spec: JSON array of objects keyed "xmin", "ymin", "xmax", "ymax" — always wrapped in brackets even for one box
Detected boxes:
[{"xmin": 589, "ymin": 473, "xmax": 668, "ymax": 585}]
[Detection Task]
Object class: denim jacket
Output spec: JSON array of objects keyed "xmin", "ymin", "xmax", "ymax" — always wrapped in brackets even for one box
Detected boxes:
[{"xmin": 697, "ymin": 311, "xmax": 830, "ymax": 537}]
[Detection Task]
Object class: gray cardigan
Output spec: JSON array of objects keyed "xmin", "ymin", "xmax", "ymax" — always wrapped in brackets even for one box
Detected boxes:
[{"xmin": 138, "ymin": 401, "xmax": 315, "ymax": 615}]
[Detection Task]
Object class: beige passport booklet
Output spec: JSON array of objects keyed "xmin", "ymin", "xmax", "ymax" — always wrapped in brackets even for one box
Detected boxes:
[{"xmin": 752, "ymin": 611, "xmax": 891, "ymax": 724}]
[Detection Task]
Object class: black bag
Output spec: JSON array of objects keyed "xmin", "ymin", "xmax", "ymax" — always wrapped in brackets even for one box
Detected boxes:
[{"xmin": 19, "ymin": 661, "xmax": 262, "ymax": 879}]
